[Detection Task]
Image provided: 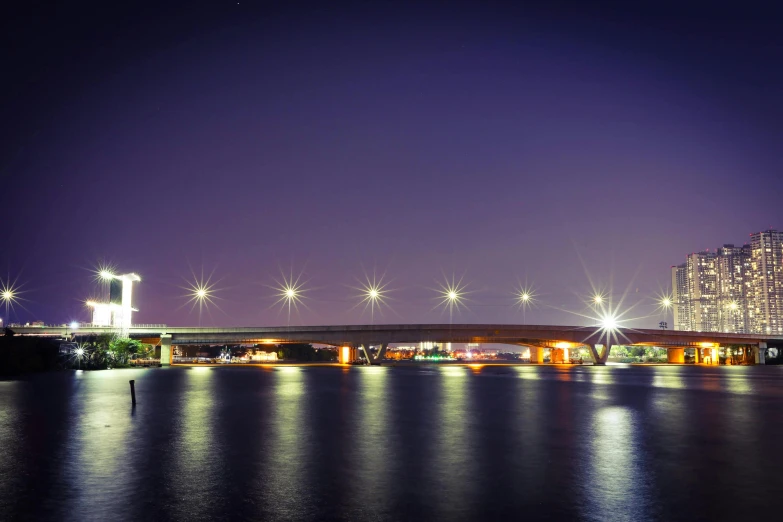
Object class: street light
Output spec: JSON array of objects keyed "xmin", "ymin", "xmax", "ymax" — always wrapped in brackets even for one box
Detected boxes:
[{"xmin": 657, "ymin": 292, "xmax": 674, "ymax": 329}]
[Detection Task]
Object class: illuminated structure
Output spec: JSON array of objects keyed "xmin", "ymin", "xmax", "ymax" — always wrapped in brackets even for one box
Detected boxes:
[
  {"xmin": 749, "ymin": 230, "xmax": 783, "ymax": 334},
  {"xmin": 716, "ymin": 244, "xmax": 751, "ymax": 333},
  {"xmin": 87, "ymin": 272, "xmax": 141, "ymax": 337},
  {"xmin": 12, "ymin": 322, "xmax": 779, "ymax": 366},
  {"xmin": 686, "ymin": 251, "xmax": 719, "ymax": 332},
  {"xmin": 671, "ymin": 263, "xmax": 690, "ymax": 330},
  {"xmin": 671, "ymin": 230, "xmax": 782, "ymax": 335},
  {"xmin": 339, "ymin": 346, "xmax": 358, "ymax": 364}
]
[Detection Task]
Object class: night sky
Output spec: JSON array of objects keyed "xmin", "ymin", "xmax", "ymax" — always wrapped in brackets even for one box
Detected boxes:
[{"xmin": 2, "ymin": 1, "xmax": 781, "ymax": 327}]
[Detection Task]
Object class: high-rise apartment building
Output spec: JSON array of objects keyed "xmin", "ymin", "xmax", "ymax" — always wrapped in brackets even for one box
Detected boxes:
[
  {"xmin": 671, "ymin": 263, "xmax": 690, "ymax": 331},
  {"xmin": 749, "ymin": 230, "xmax": 783, "ymax": 334},
  {"xmin": 686, "ymin": 251, "xmax": 719, "ymax": 332},
  {"xmin": 716, "ymin": 244, "xmax": 751, "ymax": 333},
  {"xmin": 671, "ymin": 230, "xmax": 781, "ymax": 334}
]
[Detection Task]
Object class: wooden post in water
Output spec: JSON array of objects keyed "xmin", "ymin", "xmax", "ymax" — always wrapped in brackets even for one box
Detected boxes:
[{"xmin": 129, "ymin": 380, "xmax": 137, "ymax": 405}]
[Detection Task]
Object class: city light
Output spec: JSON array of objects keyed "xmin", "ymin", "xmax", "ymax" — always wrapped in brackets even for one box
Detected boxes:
[
  {"xmin": 350, "ymin": 269, "xmax": 394, "ymax": 324},
  {"xmin": 601, "ymin": 313, "xmax": 618, "ymax": 330},
  {"xmin": 653, "ymin": 291, "xmax": 674, "ymax": 315},
  {"xmin": 434, "ymin": 273, "xmax": 470, "ymax": 323},
  {"xmin": 92, "ymin": 261, "xmax": 118, "ymax": 283},
  {"xmin": 70, "ymin": 321, "xmax": 79, "ymax": 330},
  {"xmin": 181, "ymin": 267, "xmax": 223, "ymax": 324},
  {"xmin": 271, "ymin": 267, "xmax": 308, "ymax": 326},
  {"xmin": 729, "ymin": 301, "xmax": 739, "ymax": 310},
  {"xmin": 0, "ymin": 276, "xmax": 28, "ymax": 318},
  {"xmin": 593, "ymin": 294, "xmax": 604, "ymax": 305},
  {"xmin": 515, "ymin": 282, "xmax": 538, "ymax": 323}
]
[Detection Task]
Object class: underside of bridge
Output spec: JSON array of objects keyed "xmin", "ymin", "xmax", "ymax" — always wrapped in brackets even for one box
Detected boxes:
[{"xmin": 8, "ymin": 323, "xmax": 777, "ymax": 366}]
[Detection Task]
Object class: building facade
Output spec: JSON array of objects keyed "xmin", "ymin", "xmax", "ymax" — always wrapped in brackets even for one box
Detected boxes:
[
  {"xmin": 686, "ymin": 251, "xmax": 719, "ymax": 332},
  {"xmin": 671, "ymin": 263, "xmax": 690, "ymax": 331},
  {"xmin": 671, "ymin": 230, "xmax": 782, "ymax": 334},
  {"xmin": 716, "ymin": 244, "xmax": 751, "ymax": 333},
  {"xmin": 749, "ymin": 230, "xmax": 783, "ymax": 335}
]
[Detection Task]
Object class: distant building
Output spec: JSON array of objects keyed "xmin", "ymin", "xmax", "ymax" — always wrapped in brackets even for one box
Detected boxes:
[
  {"xmin": 671, "ymin": 229, "xmax": 782, "ymax": 334},
  {"xmin": 671, "ymin": 263, "xmax": 690, "ymax": 330},
  {"xmin": 419, "ymin": 341, "xmax": 451, "ymax": 351},
  {"xmin": 716, "ymin": 244, "xmax": 751, "ymax": 333},
  {"xmin": 749, "ymin": 230, "xmax": 783, "ymax": 334},
  {"xmin": 250, "ymin": 351, "xmax": 278, "ymax": 362},
  {"xmin": 686, "ymin": 251, "xmax": 719, "ymax": 332}
]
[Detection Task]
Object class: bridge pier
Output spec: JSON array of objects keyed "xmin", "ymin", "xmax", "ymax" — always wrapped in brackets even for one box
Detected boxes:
[
  {"xmin": 376, "ymin": 342, "xmax": 388, "ymax": 363},
  {"xmin": 667, "ymin": 347, "xmax": 684, "ymax": 364},
  {"xmin": 755, "ymin": 342, "xmax": 767, "ymax": 365},
  {"xmin": 529, "ymin": 346, "xmax": 544, "ymax": 364},
  {"xmin": 160, "ymin": 335, "xmax": 172, "ymax": 366},
  {"xmin": 694, "ymin": 347, "xmax": 700, "ymax": 364},
  {"xmin": 550, "ymin": 348, "xmax": 565, "ymax": 364},
  {"xmin": 587, "ymin": 344, "xmax": 610, "ymax": 365},
  {"xmin": 361, "ymin": 342, "xmax": 389, "ymax": 365}
]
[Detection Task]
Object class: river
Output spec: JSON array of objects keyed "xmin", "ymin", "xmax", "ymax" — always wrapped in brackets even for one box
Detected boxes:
[{"xmin": 1, "ymin": 364, "xmax": 782, "ymax": 521}]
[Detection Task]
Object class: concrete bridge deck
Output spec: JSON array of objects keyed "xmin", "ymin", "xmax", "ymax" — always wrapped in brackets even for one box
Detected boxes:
[{"xmin": 9, "ymin": 323, "xmax": 781, "ymax": 365}]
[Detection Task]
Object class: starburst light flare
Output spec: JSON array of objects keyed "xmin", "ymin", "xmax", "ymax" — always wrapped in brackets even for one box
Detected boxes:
[
  {"xmin": 433, "ymin": 273, "xmax": 471, "ymax": 324},
  {"xmin": 92, "ymin": 261, "xmax": 118, "ymax": 284},
  {"xmin": 1, "ymin": 276, "xmax": 29, "ymax": 319},
  {"xmin": 515, "ymin": 282, "xmax": 538, "ymax": 323},
  {"xmin": 350, "ymin": 270, "xmax": 394, "ymax": 324},
  {"xmin": 180, "ymin": 266, "xmax": 224, "ymax": 325},
  {"xmin": 271, "ymin": 267, "xmax": 309, "ymax": 326}
]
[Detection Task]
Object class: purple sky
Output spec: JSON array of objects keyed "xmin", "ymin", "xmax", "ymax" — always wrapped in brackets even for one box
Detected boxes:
[{"xmin": 2, "ymin": 1, "xmax": 781, "ymax": 328}]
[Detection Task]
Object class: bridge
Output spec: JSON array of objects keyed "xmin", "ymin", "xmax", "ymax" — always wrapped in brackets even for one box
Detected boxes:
[{"xmin": 9, "ymin": 323, "xmax": 781, "ymax": 365}]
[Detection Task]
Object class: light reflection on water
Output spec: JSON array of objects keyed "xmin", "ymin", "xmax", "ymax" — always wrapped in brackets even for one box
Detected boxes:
[
  {"xmin": 1, "ymin": 365, "xmax": 783, "ymax": 521},
  {"xmin": 588, "ymin": 406, "xmax": 647, "ymax": 520},
  {"xmin": 169, "ymin": 366, "xmax": 218, "ymax": 520},
  {"xmin": 0, "ymin": 383, "xmax": 20, "ymax": 516},
  {"xmin": 431, "ymin": 365, "xmax": 475, "ymax": 519},
  {"xmin": 352, "ymin": 366, "xmax": 391, "ymax": 517},
  {"xmin": 261, "ymin": 366, "xmax": 307, "ymax": 520}
]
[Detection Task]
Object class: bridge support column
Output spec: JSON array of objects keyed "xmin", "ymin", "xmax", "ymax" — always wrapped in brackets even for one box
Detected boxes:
[
  {"xmin": 160, "ymin": 335, "xmax": 172, "ymax": 366},
  {"xmin": 694, "ymin": 348, "xmax": 700, "ymax": 364},
  {"xmin": 667, "ymin": 347, "xmax": 684, "ymax": 364},
  {"xmin": 588, "ymin": 344, "xmax": 610, "ymax": 365},
  {"xmin": 529, "ymin": 346, "xmax": 544, "ymax": 364},
  {"xmin": 755, "ymin": 343, "xmax": 767, "ymax": 365},
  {"xmin": 361, "ymin": 344, "xmax": 373, "ymax": 365},
  {"xmin": 376, "ymin": 343, "xmax": 388, "ymax": 363},
  {"xmin": 361, "ymin": 343, "xmax": 389, "ymax": 365}
]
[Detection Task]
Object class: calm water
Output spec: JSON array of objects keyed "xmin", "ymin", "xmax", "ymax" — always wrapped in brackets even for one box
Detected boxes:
[{"xmin": 2, "ymin": 364, "xmax": 783, "ymax": 521}]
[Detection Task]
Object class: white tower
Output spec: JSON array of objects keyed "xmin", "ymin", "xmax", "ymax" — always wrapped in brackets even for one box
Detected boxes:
[
  {"xmin": 112, "ymin": 273, "xmax": 141, "ymax": 337},
  {"xmin": 87, "ymin": 271, "xmax": 140, "ymax": 337}
]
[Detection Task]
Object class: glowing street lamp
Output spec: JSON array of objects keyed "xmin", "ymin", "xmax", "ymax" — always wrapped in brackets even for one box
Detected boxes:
[
  {"xmin": 0, "ymin": 277, "xmax": 27, "ymax": 319},
  {"xmin": 92, "ymin": 261, "xmax": 118, "ymax": 284},
  {"xmin": 601, "ymin": 313, "xmax": 618, "ymax": 330},
  {"xmin": 352, "ymin": 271, "xmax": 392, "ymax": 324},
  {"xmin": 271, "ymin": 270, "xmax": 307, "ymax": 326},
  {"xmin": 182, "ymin": 269, "xmax": 223, "ymax": 326},
  {"xmin": 435, "ymin": 274, "xmax": 470, "ymax": 324},
  {"xmin": 515, "ymin": 284, "xmax": 537, "ymax": 324}
]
